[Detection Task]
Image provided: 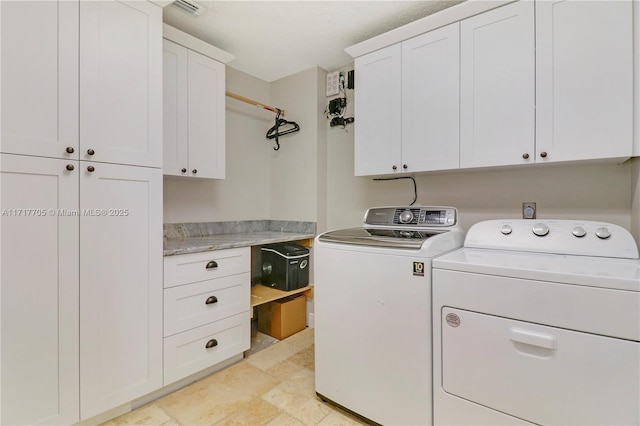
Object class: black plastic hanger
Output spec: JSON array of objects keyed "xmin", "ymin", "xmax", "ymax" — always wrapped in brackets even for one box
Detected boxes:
[{"xmin": 266, "ymin": 109, "xmax": 300, "ymax": 151}]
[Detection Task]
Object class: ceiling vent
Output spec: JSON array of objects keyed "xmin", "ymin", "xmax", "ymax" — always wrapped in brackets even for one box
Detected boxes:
[{"xmin": 172, "ymin": 0, "xmax": 206, "ymax": 17}]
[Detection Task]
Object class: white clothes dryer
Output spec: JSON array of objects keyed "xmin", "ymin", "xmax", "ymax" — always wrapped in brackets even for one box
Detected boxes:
[{"xmin": 432, "ymin": 219, "xmax": 640, "ymax": 425}]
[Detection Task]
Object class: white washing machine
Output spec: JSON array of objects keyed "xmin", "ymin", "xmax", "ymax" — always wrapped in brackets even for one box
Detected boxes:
[
  {"xmin": 432, "ymin": 219, "xmax": 640, "ymax": 425},
  {"xmin": 314, "ymin": 206, "xmax": 464, "ymax": 425}
]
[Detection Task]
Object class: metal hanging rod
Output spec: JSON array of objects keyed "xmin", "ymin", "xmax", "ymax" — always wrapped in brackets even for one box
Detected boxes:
[{"xmin": 225, "ymin": 91, "xmax": 285, "ymax": 116}]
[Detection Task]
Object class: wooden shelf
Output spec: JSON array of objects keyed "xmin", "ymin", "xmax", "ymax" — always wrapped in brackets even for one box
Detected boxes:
[{"xmin": 251, "ymin": 284, "xmax": 313, "ymax": 309}]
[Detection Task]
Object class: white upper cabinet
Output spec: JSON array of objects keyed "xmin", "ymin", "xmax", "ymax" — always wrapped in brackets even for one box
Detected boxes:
[
  {"xmin": 536, "ymin": 0, "xmax": 633, "ymax": 163},
  {"xmin": 354, "ymin": 44, "xmax": 402, "ymax": 176},
  {"xmin": 459, "ymin": 0, "xmax": 535, "ymax": 168},
  {"xmin": 80, "ymin": 0, "xmax": 162, "ymax": 168},
  {"xmin": 163, "ymin": 39, "xmax": 226, "ymax": 179},
  {"xmin": 0, "ymin": 1, "xmax": 79, "ymax": 160},
  {"xmin": 402, "ymin": 23, "xmax": 460, "ymax": 172},
  {"xmin": 163, "ymin": 39, "xmax": 189, "ymax": 177}
]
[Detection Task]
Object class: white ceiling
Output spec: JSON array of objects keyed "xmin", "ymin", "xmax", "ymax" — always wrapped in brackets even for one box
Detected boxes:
[{"xmin": 163, "ymin": 0, "xmax": 464, "ymax": 82}]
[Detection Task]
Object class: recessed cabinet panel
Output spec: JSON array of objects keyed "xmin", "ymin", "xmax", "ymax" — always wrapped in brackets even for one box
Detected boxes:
[
  {"xmin": 80, "ymin": 0, "xmax": 162, "ymax": 168},
  {"xmin": 164, "ymin": 248, "xmax": 250, "ymax": 289},
  {"xmin": 459, "ymin": 1, "xmax": 535, "ymax": 168},
  {"xmin": 79, "ymin": 163, "xmax": 163, "ymax": 419},
  {"xmin": 354, "ymin": 44, "xmax": 402, "ymax": 176},
  {"xmin": 536, "ymin": 0, "xmax": 633, "ymax": 163},
  {"xmin": 0, "ymin": 1, "xmax": 78, "ymax": 160},
  {"xmin": 402, "ymin": 23, "xmax": 460, "ymax": 172},
  {"xmin": 163, "ymin": 40, "xmax": 189, "ymax": 177},
  {"xmin": 0, "ymin": 154, "xmax": 80, "ymax": 425},
  {"xmin": 164, "ymin": 313, "xmax": 250, "ymax": 386},
  {"xmin": 188, "ymin": 50, "xmax": 226, "ymax": 179},
  {"xmin": 164, "ymin": 273, "xmax": 250, "ymax": 337}
]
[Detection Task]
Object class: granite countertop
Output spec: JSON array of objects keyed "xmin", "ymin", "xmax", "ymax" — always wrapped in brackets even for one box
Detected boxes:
[{"xmin": 163, "ymin": 220, "xmax": 316, "ymax": 256}]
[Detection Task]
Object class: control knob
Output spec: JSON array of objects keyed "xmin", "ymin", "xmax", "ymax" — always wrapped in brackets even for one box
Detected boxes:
[
  {"xmin": 572, "ymin": 226, "xmax": 587, "ymax": 238},
  {"xmin": 399, "ymin": 210, "xmax": 414, "ymax": 224},
  {"xmin": 532, "ymin": 223, "xmax": 549, "ymax": 237},
  {"xmin": 500, "ymin": 225, "xmax": 512, "ymax": 235},
  {"xmin": 595, "ymin": 227, "xmax": 611, "ymax": 240}
]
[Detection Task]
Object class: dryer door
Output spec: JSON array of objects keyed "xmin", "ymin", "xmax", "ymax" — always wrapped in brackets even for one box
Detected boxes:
[{"xmin": 441, "ymin": 308, "xmax": 640, "ymax": 425}]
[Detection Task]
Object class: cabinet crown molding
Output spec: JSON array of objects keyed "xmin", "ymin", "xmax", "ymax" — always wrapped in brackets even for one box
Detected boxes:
[
  {"xmin": 163, "ymin": 24, "xmax": 235, "ymax": 64},
  {"xmin": 345, "ymin": 0, "xmax": 516, "ymax": 59}
]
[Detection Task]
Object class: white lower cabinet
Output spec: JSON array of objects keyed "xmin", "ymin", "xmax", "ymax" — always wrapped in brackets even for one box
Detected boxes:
[
  {"xmin": 79, "ymin": 163, "xmax": 163, "ymax": 419},
  {"xmin": 0, "ymin": 156, "xmax": 163, "ymax": 424},
  {"xmin": 1, "ymin": 154, "xmax": 80, "ymax": 426},
  {"xmin": 163, "ymin": 248, "xmax": 251, "ymax": 385}
]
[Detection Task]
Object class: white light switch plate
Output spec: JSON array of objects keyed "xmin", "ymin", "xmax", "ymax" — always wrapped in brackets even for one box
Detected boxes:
[{"xmin": 326, "ymin": 71, "xmax": 340, "ymax": 97}]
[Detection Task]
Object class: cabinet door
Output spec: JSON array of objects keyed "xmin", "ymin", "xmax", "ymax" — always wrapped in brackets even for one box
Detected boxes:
[
  {"xmin": 163, "ymin": 40, "xmax": 189, "ymax": 177},
  {"xmin": 0, "ymin": 1, "xmax": 78, "ymax": 160},
  {"xmin": 354, "ymin": 44, "xmax": 402, "ymax": 176},
  {"xmin": 460, "ymin": 1, "xmax": 535, "ymax": 168},
  {"xmin": 1, "ymin": 154, "xmax": 79, "ymax": 425},
  {"xmin": 79, "ymin": 163, "xmax": 162, "ymax": 419},
  {"xmin": 80, "ymin": 0, "xmax": 162, "ymax": 168},
  {"xmin": 188, "ymin": 50, "xmax": 226, "ymax": 179},
  {"xmin": 536, "ymin": 0, "xmax": 633, "ymax": 163},
  {"xmin": 402, "ymin": 23, "xmax": 460, "ymax": 172}
]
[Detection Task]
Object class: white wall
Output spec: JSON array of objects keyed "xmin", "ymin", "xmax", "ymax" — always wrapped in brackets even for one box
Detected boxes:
[
  {"xmin": 268, "ymin": 67, "xmax": 326, "ymax": 225},
  {"xmin": 163, "ymin": 68, "xmax": 273, "ymax": 223},
  {"xmin": 632, "ymin": 158, "xmax": 640, "ymax": 245}
]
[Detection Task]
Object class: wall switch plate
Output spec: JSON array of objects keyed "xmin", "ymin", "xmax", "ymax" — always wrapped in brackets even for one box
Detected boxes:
[
  {"xmin": 326, "ymin": 71, "xmax": 340, "ymax": 97},
  {"xmin": 522, "ymin": 202, "xmax": 536, "ymax": 219}
]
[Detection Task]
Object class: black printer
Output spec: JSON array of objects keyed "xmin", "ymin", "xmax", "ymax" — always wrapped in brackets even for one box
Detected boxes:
[{"xmin": 260, "ymin": 243, "xmax": 309, "ymax": 291}]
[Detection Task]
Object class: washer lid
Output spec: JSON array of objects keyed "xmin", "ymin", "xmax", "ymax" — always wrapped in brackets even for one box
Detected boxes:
[
  {"xmin": 318, "ymin": 227, "xmax": 446, "ymax": 249},
  {"xmin": 433, "ymin": 248, "xmax": 640, "ymax": 292}
]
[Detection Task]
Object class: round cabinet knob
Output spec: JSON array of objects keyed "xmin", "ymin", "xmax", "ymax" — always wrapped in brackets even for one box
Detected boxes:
[
  {"xmin": 181, "ymin": 168, "xmax": 187, "ymax": 173},
  {"xmin": 65, "ymin": 164, "xmax": 75, "ymax": 171},
  {"xmin": 595, "ymin": 227, "xmax": 611, "ymax": 240},
  {"xmin": 87, "ymin": 149, "xmax": 95, "ymax": 156},
  {"xmin": 522, "ymin": 153, "xmax": 530, "ymax": 159},
  {"xmin": 532, "ymin": 223, "xmax": 549, "ymax": 237},
  {"xmin": 87, "ymin": 165, "xmax": 95, "ymax": 172},
  {"xmin": 66, "ymin": 147, "xmax": 75, "ymax": 154},
  {"xmin": 501, "ymin": 225, "xmax": 513, "ymax": 235},
  {"xmin": 572, "ymin": 226, "xmax": 587, "ymax": 238},
  {"xmin": 402, "ymin": 164, "xmax": 408, "ymax": 170},
  {"xmin": 399, "ymin": 209, "xmax": 414, "ymax": 224},
  {"xmin": 392, "ymin": 165, "xmax": 397, "ymax": 171},
  {"xmin": 540, "ymin": 151, "xmax": 548, "ymax": 158},
  {"xmin": 192, "ymin": 169, "xmax": 198, "ymax": 174}
]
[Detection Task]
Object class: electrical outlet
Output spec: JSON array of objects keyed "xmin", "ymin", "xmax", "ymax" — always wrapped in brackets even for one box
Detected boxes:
[
  {"xmin": 522, "ymin": 202, "xmax": 536, "ymax": 219},
  {"xmin": 326, "ymin": 71, "xmax": 340, "ymax": 97}
]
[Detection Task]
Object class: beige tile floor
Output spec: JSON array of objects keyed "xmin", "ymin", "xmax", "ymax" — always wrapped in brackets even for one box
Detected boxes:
[{"xmin": 103, "ymin": 328, "xmax": 367, "ymax": 426}]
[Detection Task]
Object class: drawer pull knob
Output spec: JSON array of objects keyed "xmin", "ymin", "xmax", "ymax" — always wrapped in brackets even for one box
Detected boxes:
[
  {"xmin": 205, "ymin": 260, "xmax": 218, "ymax": 270},
  {"xmin": 205, "ymin": 295, "xmax": 218, "ymax": 305},
  {"xmin": 205, "ymin": 339, "xmax": 218, "ymax": 349},
  {"xmin": 66, "ymin": 147, "xmax": 75, "ymax": 154}
]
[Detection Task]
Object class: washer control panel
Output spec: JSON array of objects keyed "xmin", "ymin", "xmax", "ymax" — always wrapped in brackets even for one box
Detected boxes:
[
  {"xmin": 364, "ymin": 206, "xmax": 457, "ymax": 228},
  {"xmin": 465, "ymin": 219, "xmax": 639, "ymax": 259}
]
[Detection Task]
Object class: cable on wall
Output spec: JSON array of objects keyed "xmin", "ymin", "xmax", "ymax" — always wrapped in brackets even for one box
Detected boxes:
[{"xmin": 372, "ymin": 176, "xmax": 418, "ymax": 206}]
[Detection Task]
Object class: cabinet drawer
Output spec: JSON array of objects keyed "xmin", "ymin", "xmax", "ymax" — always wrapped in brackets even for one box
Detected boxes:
[
  {"xmin": 164, "ymin": 272, "xmax": 250, "ymax": 337},
  {"xmin": 164, "ymin": 247, "xmax": 250, "ymax": 288},
  {"xmin": 163, "ymin": 313, "xmax": 250, "ymax": 385}
]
